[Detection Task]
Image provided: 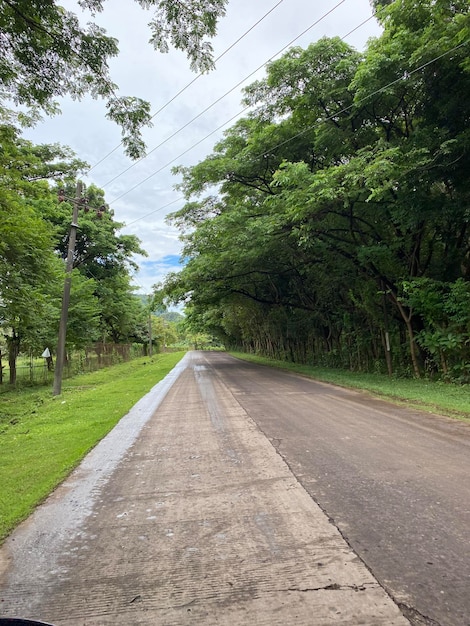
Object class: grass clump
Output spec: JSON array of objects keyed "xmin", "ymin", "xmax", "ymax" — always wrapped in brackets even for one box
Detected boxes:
[
  {"xmin": 0, "ymin": 352, "xmax": 185, "ymax": 543},
  {"xmin": 230, "ymin": 352, "xmax": 470, "ymax": 420}
]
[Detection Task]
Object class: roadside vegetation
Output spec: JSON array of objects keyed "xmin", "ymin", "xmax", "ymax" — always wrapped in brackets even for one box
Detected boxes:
[
  {"xmin": 0, "ymin": 352, "xmax": 185, "ymax": 544},
  {"xmin": 232, "ymin": 352, "xmax": 470, "ymax": 421},
  {"xmin": 162, "ymin": 1, "xmax": 470, "ymax": 384},
  {"xmin": 0, "ymin": 1, "xmax": 228, "ymax": 386}
]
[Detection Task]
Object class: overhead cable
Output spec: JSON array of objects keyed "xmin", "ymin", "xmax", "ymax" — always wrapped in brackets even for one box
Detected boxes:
[
  {"xmin": 88, "ymin": 0, "xmax": 288, "ymax": 173},
  {"xmin": 112, "ymin": 38, "xmax": 468, "ymax": 218},
  {"xmin": 110, "ymin": 105, "xmax": 252, "ymax": 204},
  {"xmin": 102, "ymin": 0, "xmax": 349, "ymax": 188}
]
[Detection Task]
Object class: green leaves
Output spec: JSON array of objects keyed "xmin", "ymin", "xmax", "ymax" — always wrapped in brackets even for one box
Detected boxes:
[
  {"xmin": 105, "ymin": 97, "xmax": 153, "ymax": 160},
  {"xmin": 0, "ymin": 0, "xmax": 228, "ymax": 157},
  {"xmin": 148, "ymin": 0, "xmax": 227, "ymax": 72},
  {"xmin": 162, "ymin": 1, "xmax": 470, "ymax": 378},
  {"xmin": 0, "ymin": 1, "xmax": 118, "ymax": 105},
  {"xmin": 0, "ymin": 121, "xmax": 150, "ymax": 374},
  {"xmin": 0, "ymin": 189, "xmax": 64, "ymax": 358}
]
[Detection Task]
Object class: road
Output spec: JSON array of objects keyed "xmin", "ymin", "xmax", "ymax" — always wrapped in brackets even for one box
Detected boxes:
[
  {"xmin": 215, "ymin": 353, "xmax": 470, "ymax": 626},
  {"xmin": 0, "ymin": 351, "xmax": 468, "ymax": 625}
]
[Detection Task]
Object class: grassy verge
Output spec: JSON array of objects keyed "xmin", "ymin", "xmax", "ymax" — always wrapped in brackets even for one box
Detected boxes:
[
  {"xmin": 0, "ymin": 352, "xmax": 185, "ymax": 543},
  {"xmin": 230, "ymin": 352, "xmax": 470, "ymax": 420}
]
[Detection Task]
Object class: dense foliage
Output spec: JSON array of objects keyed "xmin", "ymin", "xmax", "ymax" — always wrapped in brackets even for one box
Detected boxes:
[
  {"xmin": 0, "ymin": 0, "xmax": 230, "ymax": 383},
  {"xmin": 0, "ymin": 125, "xmax": 151, "ymax": 384},
  {"xmin": 163, "ymin": 0, "xmax": 470, "ymax": 380}
]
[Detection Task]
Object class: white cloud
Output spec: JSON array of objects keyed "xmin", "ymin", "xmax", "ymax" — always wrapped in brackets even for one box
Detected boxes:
[{"xmin": 22, "ymin": 0, "xmax": 382, "ymax": 294}]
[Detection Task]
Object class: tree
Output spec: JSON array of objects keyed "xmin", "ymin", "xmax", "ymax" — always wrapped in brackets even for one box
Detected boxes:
[
  {"xmin": 164, "ymin": 2, "xmax": 470, "ymax": 379},
  {"xmin": 348, "ymin": 0, "xmax": 470, "ymax": 373},
  {"xmin": 96, "ymin": 276, "xmax": 148, "ymax": 343},
  {"xmin": 402, "ymin": 278, "xmax": 470, "ymax": 380},
  {"xmin": 35, "ymin": 179, "xmax": 149, "ymax": 347},
  {"xmin": 0, "ymin": 191, "xmax": 63, "ymax": 383},
  {"xmin": 43, "ymin": 182, "xmax": 145, "ymax": 277},
  {"xmin": 0, "ymin": 0, "xmax": 228, "ymax": 157},
  {"xmin": 150, "ymin": 315, "xmax": 178, "ymax": 351},
  {"xmin": 66, "ymin": 271, "xmax": 102, "ymax": 349},
  {"xmin": 0, "ymin": 123, "xmax": 96, "ymax": 382},
  {"xmin": 0, "ymin": 120, "xmax": 147, "ymax": 380}
]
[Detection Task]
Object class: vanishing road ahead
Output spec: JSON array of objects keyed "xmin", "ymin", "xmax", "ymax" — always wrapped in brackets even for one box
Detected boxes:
[{"xmin": 0, "ymin": 351, "xmax": 469, "ymax": 625}]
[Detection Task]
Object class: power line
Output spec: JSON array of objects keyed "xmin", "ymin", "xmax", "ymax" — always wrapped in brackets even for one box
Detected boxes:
[
  {"xmin": 120, "ymin": 14, "xmax": 376, "ymax": 199},
  {"xmin": 124, "ymin": 196, "xmax": 184, "ymax": 226},
  {"xmin": 101, "ymin": 0, "xmax": 349, "ymax": 189},
  {"xmin": 88, "ymin": 0, "xmax": 288, "ymax": 173},
  {"xmin": 109, "ymin": 105, "xmax": 251, "ymax": 205},
  {"xmin": 107, "ymin": 7, "xmax": 374, "ymax": 206},
  {"xmin": 252, "ymin": 39, "xmax": 469, "ymax": 160},
  {"xmin": 113, "ymin": 38, "xmax": 468, "ymax": 223}
]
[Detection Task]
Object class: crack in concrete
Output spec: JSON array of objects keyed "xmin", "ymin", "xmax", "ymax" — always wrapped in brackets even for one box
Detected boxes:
[
  {"xmin": 286, "ymin": 582, "xmax": 377, "ymax": 593},
  {"xmin": 398, "ymin": 602, "xmax": 442, "ymax": 626}
]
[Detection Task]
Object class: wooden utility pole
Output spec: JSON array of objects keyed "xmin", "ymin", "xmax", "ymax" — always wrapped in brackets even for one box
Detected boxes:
[
  {"xmin": 148, "ymin": 311, "xmax": 153, "ymax": 357},
  {"xmin": 53, "ymin": 181, "xmax": 82, "ymax": 396}
]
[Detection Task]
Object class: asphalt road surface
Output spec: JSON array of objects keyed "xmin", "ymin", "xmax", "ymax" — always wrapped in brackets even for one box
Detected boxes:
[
  {"xmin": 0, "ymin": 351, "xmax": 468, "ymax": 625},
  {"xmin": 213, "ymin": 353, "xmax": 470, "ymax": 626}
]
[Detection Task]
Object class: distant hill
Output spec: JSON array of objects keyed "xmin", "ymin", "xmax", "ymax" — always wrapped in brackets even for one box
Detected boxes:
[{"xmin": 135, "ymin": 295, "xmax": 184, "ymax": 322}]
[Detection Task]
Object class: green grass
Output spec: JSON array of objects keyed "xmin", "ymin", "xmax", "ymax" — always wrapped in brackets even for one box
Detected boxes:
[
  {"xmin": 230, "ymin": 352, "xmax": 470, "ymax": 420},
  {"xmin": 0, "ymin": 352, "xmax": 185, "ymax": 543}
]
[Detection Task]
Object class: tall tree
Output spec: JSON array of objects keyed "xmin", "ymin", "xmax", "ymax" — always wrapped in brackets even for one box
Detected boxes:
[
  {"xmin": 37, "ymin": 180, "xmax": 148, "ymax": 346},
  {"xmin": 0, "ymin": 122, "xmax": 144, "ymax": 379},
  {"xmin": 0, "ymin": 122, "xmax": 95, "ymax": 381},
  {"xmin": 0, "ymin": 191, "xmax": 63, "ymax": 383},
  {"xmin": 164, "ymin": 2, "xmax": 470, "ymax": 378}
]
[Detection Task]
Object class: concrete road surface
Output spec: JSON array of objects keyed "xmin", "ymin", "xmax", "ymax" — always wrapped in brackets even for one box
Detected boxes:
[{"xmin": 0, "ymin": 352, "xmax": 467, "ymax": 625}]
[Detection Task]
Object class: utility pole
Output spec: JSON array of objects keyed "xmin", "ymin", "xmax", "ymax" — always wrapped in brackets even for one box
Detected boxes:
[
  {"xmin": 148, "ymin": 313, "xmax": 153, "ymax": 357},
  {"xmin": 53, "ymin": 181, "xmax": 82, "ymax": 396},
  {"xmin": 147, "ymin": 295, "xmax": 153, "ymax": 357}
]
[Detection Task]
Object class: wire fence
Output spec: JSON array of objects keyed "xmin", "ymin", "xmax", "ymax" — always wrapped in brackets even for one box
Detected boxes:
[{"xmin": 0, "ymin": 343, "xmax": 147, "ymax": 388}]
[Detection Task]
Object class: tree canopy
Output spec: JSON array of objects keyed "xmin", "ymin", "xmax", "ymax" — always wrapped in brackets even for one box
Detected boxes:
[
  {"xmin": 0, "ymin": 0, "xmax": 228, "ymax": 156},
  {"xmin": 0, "ymin": 122, "xmax": 151, "ymax": 383},
  {"xmin": 162, "ymin": 0, "xmax": 470, "ymax": 380}
]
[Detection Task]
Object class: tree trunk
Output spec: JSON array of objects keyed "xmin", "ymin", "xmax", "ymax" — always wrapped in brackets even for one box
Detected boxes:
[
  {"xmin": 397, "ymin": 300, "xmax": 421, "ymax": 378},
  {"xmin": 440, "ymin": 351, "xmax": 448, "ymax": 377},
  {"xmin": 382, "ymin": 287, "xmax": 393, "ymax": 376},
  {"xmin": 407, "ymin": 322, "xmax": 421, "ymax": 378},
  {"xmin": 7, "ymin": 332, "xmax": 20, "ymax": 385},
  {"xmin": 393, "ymin": 297, "xmax": 421, "ymax": 378},
  {"xmin": 382, "ymin": 330, "xmax": 393, "ymax": 377}
]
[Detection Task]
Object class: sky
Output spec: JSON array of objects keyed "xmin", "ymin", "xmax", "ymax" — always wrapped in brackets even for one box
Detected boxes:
[{"xmin": 23, "ymin": 0, "xmax": 382, "ymax": 295}]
